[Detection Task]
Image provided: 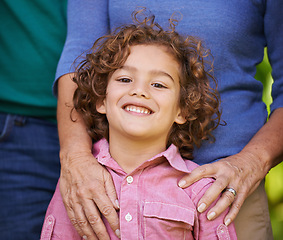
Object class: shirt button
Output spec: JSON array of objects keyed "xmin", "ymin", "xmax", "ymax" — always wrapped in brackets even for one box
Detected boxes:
[
  {"xmin": 126, "ymin": 176, "xmax": 134, "ymax": 184},
  {"xmin": 125, "ymin": 213, "xmax": 132, "ymax": 222}
]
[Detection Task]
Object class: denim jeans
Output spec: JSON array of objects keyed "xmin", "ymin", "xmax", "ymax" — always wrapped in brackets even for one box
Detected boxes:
[{"xmin": 0, "ymin": 113, "xmax": 60, "ymax": 239}]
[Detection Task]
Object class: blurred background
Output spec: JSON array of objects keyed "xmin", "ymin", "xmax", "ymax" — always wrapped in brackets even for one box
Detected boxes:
[{"xmin": 255, "ymin": 48, "xmax": 283, "ymax": 240}]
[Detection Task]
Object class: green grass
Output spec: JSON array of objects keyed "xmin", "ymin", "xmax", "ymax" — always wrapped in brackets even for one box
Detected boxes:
[
  {"xmin": 255, "ymin": 48, "xmax": 283, "ymax": 240},
  {"xmin": 266, "ymin": 163, "xmax": 283, "ymax": 239}
]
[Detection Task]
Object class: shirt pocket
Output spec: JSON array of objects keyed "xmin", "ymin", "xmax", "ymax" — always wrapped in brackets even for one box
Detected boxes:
[{"xmin": 143, "ymin": 202, "xmax": 195, "ymax": 240}]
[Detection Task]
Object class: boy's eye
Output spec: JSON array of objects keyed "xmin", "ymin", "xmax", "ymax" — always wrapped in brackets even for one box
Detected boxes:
[
  {"xmin": 117, "ymin": 78, "xmax": 132, "ymax": 83},
  {"xmin": 152, "ymin": 83, "xmax": 167, "ymax": 88}
]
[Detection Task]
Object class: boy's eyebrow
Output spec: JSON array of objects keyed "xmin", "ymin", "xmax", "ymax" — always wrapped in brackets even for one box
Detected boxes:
[{"xmin": 121, "ymin": 65, "xmax": 176, "ymax": 82}]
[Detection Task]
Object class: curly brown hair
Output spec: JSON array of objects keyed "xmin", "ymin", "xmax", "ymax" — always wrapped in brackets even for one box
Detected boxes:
[{"xmin": 73, "ymin": 10, "xmax": 221, "ymax": 159}]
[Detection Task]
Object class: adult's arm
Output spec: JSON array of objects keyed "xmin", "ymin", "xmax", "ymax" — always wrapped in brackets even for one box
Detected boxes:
[
  {"xmin": 56, "ymin": 0, "xmax": 120, "ymax": 239},
  {"xmin": 178, "ymin": 0, "xmax": 283, "ymax": 226},
  {"xmin": 178, "ymin": 107, "xmax": 283, "ymax": 225},
  {"xmin": 57, "ymin": 73, "xmax": 120, "ymax": 240}
]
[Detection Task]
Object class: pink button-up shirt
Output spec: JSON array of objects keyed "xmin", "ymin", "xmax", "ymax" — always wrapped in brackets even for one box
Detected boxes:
[{"xmin": 41, "ymin": 139, "xmax": 237, "ymax": 239}]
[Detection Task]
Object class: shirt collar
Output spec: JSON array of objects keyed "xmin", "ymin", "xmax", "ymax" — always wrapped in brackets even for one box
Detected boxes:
[{"xmin": 93, "ymin": 138, "xmax": 191, "ymax": 174}]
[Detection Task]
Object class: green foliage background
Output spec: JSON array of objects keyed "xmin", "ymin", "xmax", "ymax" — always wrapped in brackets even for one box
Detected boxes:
[{"xmin": 255, "ymin": 49, "xmax": 283, "ymax": 240}]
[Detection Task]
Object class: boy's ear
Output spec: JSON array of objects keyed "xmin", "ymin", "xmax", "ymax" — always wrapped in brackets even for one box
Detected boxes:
[
  {"xmin": 96, "ymin": 99, "xmax": 106, "ymax": 114},
  {"xmin": 175, "ymin": 111, "xmax": 186, "ymax": 125}
]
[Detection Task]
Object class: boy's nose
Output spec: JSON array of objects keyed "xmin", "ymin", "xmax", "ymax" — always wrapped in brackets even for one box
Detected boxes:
[{"xmin": 129, "ymin": 82, "xmax": 149, "ymax": 98}]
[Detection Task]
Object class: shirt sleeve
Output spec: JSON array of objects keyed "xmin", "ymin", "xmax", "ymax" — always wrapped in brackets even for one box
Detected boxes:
[
  {"xmin": 53, "ymin": 0, "xmax": 109, "ymax": 95},
  {"xmin": 40, "ymin": 181, "xmax": 81, "ymax": 240},
  {"xmin": 265, "ymin": 0, "xmax": 283, "ymax": 113},
  {"xmin": 189, "ymin": 180, "xmax": 237, "ymax": 239}
]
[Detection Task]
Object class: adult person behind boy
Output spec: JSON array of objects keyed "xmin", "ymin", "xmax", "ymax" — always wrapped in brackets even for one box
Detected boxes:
[
  {"xmin": 55, "ymin": 1, "xmax": 283, "ymax": 240},
  {"xmin": 0, "ymin": 1, "xmax": 66, "ymax": 239}
]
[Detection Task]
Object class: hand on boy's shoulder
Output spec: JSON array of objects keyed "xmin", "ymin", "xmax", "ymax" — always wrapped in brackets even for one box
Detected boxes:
[{"xmin": 182, "ymin": 159, "xmax": 215, "ymax": 196}]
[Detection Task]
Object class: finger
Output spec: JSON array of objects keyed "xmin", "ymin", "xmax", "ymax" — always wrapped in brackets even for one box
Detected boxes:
[
  {"xmin": 178, "ymin": 164, "xmax": 217, "ymax": 188},
  {"xmin": 72, "ymin": 200, "xmax": 99, "ymax": 240},
  {"xmin": 83, "ymin": 203, "xmax": 111, "ymax": 240},
  {"xmin": 64, "ymin": 201, "xmax": 85, "ymax": 238},
  {"xmin": 60, "ymin": 183, "xmax": 88, "ymax": 238},
  {"xmin": 81, "ymin": 193, "xmax": 116, "ymax": 240},
  {"xmin": 76, "ymin": 179, "xmax": 119, "ymax": 239},
  {"xmin": 206, "ymin": 188, "xmax": 237, "ymax": 221},
  {"xmin": 224, "ymin": 193, "xmax": 246, "ymax": 226},
  {"xmin": 92, "ymin": 193, "xmax": 120, "ymax": 238},
  {"xmin": 104, "ymin": 170, "xmax": 119, "ymax": 210},
  {"xmin": 60, "ymin": 182, "xmax": 95, "ymax": 239},
  {"xmin": 196, "ymin": 177, "xmax": 228, "ymax": 213},
  {"xmin": 75, "ymin": 184, "xmax": 113, "ymax": 240}
]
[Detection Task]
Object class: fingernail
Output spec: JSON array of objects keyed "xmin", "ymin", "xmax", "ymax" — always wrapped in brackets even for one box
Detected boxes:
[
  {"xmin": 225, "ymin": 218, "xmax": 231, "ymax": 226},
  {"xmin": 207, "ymin": 211, "xmax": 216, "ymax": 220},
  {"xmin": 115, "ymin": 199, "xmax": 120, "ymax": 209},
  {"xmin": 197, "ymin": 203, "xmax": 206, "ymax": 213},
  {"xmin": 115, "ymin": 229, "xmax": 121, "ymax": 238},
  {"xmin": 178, "ymin": 180, "xmax": 186, "ymax": 188},
  {"xmin": 83, "ymin": 236, "xmax": 87, "ymax": 240}
]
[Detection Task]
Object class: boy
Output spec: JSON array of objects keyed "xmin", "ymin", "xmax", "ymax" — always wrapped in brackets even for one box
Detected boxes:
[{"xmin": 41, "ymin": 11, "xmax": 237, "ymax": 240}]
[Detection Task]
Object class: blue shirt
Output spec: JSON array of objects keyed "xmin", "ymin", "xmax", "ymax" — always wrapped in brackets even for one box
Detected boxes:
[{"xmin": 55, "ymin": 0, "xmax": 283, "ymax": 164}]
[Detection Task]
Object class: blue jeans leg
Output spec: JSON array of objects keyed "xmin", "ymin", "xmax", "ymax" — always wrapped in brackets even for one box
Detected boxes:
[{"xmin": 0, "ymin": 113, "xmax": 60, "ymax": 240}]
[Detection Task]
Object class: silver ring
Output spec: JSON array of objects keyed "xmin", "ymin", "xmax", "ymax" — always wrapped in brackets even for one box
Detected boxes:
[{"xmin": 225, "ymin": 187, "xmax": 237, "ymax": 197}]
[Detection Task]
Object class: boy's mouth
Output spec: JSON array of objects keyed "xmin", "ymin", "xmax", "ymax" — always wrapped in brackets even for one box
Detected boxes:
[{"xmin": 124, "ymin": 105, "xmax": 152, "ymax": 115}]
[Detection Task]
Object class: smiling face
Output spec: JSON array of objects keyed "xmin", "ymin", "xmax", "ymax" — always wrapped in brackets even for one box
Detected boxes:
[{"xmin": 96, "ymin": 44, "xmax": 186, "ymax": 149}]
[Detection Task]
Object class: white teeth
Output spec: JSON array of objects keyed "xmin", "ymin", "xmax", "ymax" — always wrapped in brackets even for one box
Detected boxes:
[{"xmin": 125, "ymin": 105, "xmax": 151, "ymax": 114}]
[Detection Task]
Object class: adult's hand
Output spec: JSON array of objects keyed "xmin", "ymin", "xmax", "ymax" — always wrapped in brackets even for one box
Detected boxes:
[
  {"xmin": 59, "ymin": 150, "xmax": 120, "ymax": 240},
  {"xmin": 57, "ymin": 74, "xmax": 120, "ymax": 239},
  {"xmin": 178, "ymin": 108, "xmax": 283, "ymax": 226},
  {"xmin": 178, "ymin": 151, "xmax": 264, "ymax": 226}
]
